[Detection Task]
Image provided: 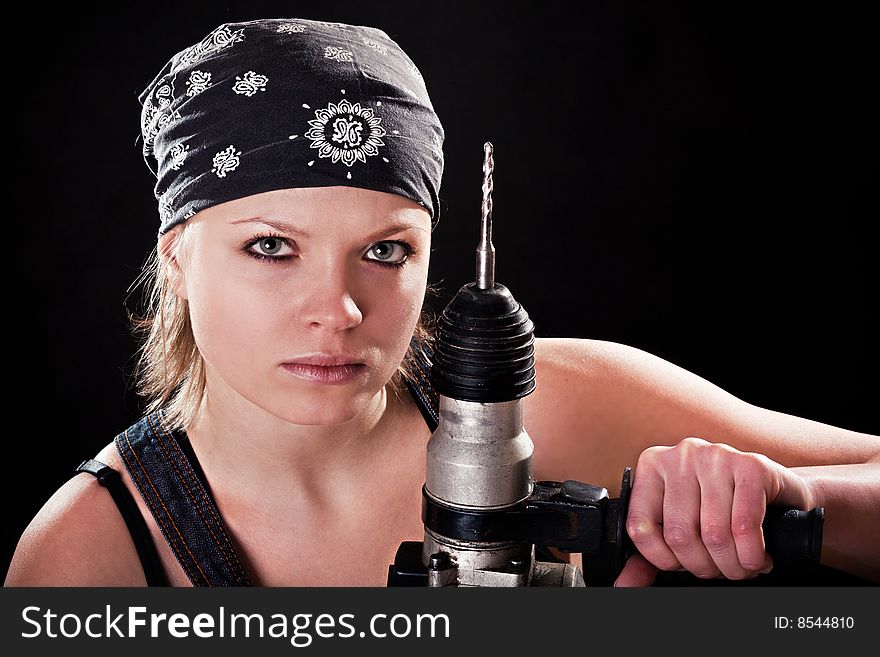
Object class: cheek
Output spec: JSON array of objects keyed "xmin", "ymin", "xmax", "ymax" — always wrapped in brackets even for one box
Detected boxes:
[
  {"xmin": 368, "ymin": 272, "xmax": 427, "ymax": 361},
  {"xmin": 185, "ymin": 253, "xmax": 275, "ymax": 377},
  {"xmin": 371, "ymin": 277, "xmax": 423, "ymax": 317}
]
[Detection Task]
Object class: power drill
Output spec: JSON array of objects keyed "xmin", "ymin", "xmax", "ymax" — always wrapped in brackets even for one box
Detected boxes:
[{"xmin": 388, "ymin": 143, "xmax": 824, "ymax": 587}]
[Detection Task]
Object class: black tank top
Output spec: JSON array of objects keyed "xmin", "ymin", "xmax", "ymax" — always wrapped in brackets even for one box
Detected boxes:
[{"xmin": 74, "ymin": 336, "xmax": 439, "ymax": 586}]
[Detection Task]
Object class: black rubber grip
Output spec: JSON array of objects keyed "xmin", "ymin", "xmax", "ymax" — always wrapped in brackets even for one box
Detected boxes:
[
  {"xmin": 761, "ymin": 505, "xmax": 824, "ymax": 574},
  {"xmin": 614, "ymin": 504, "xmax": 825, "ymax": 583}
]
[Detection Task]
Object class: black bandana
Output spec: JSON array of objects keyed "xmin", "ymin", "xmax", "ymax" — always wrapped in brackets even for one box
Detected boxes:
[{"xmin": 138, "ymin": 18, "xmax": 445, "ymax": 237}]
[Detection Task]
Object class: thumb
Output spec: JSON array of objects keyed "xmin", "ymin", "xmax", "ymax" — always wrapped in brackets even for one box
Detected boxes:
[{"xmin": 613, "ymin": 553, "xmax": 659, "ymax": 587}]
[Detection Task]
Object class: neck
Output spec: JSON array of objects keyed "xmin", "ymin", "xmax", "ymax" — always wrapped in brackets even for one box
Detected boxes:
[{"xmin": 182, "ymin": 377, "xmax": 401, "ymax": 514}]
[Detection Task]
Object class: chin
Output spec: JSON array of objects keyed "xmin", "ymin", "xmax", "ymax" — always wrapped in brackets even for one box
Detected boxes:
[{"xmin": 265, "ymin": 389, "xmax": 372, "ymax": 426}]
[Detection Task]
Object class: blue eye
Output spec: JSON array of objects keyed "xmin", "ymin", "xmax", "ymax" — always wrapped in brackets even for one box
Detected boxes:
[
  {"xmin": 365, "ymin": 241, "xmax": 411, "ymax": 268},
  {"xmin": 245, "ymin": 234, "xmax": 294, "ymax": 262}
]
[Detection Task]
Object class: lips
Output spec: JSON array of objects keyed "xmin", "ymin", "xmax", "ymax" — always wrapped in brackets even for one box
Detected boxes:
[
  {"xmin": 283, "ymin": 354, "xmax": 364, "ymax": 367},
  {"xmin": 279, "ymin": 362, "xmax": 367, "ymax": 385}
]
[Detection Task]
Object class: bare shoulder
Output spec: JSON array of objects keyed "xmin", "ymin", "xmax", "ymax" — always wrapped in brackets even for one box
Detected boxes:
[
  {"xmin": 533, "ymin": 336, "xmax": 735, "ymax": 390},
  {"xmin": 4, "ymin": 442, "xmax": 147, "ymax": 587},
  {"xmin": 530, "ymin": 335, "xmax": 747, "ymax": 422}
]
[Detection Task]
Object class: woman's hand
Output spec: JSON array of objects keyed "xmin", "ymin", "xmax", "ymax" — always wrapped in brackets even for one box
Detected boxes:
[{"xmin": 613, "ymin": 437, "xmax": 817, "ymax": 587}]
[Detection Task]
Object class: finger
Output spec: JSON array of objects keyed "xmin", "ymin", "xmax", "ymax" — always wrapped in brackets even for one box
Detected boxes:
[
  {"xmin": 626, "ymin": 462, "xmax": 683, "ymax": 572},
  {"xmin": 663, "ymin": 470, "xmax": 722, "ymax": 579},
  {"xmin": 699, "ymin": 466, "xmax": 753, "ymax": 579},
  {"xmin": 613, "ymin": 553, "xmax": 658, "ymax": 587},
  {"xmin": 731, "ymin": 470, "xmax": 774, "ymax": 573}
]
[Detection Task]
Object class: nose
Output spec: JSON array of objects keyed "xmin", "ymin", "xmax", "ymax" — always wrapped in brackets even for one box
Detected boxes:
[{"xmin": 299, "ymin": 266, "xmax": 363, "ymax": 332}]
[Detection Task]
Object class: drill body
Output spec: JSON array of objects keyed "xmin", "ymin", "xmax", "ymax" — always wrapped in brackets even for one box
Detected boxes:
[{"xmin": 387, "ymin": 143, "xmax": 823, "ymax": 587}]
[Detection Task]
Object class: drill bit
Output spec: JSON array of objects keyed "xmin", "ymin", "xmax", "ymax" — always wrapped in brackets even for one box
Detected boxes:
[{"xmin": 476, "ymin": 141, "xmax": 495, "ymax": 289}]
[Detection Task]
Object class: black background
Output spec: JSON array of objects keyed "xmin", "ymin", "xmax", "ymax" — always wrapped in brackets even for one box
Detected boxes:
[{"xmin": 4, "ymin": 1, "xmax": 875, "ymax": 582}]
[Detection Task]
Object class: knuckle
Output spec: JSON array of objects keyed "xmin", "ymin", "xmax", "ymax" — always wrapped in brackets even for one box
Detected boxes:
[
  {"xmin": 673, "ymin": 437, "xmax": 713, "ymax": 470},
  {"xmin": 626, "ymin": 516, "xmax": 654, "ymax": 543},
  {"xmin": 700, "ymin": 522, "xmax": 731, "ymax": 551},
  {"xmin": 739, "ymin": 555, "xmax": 767, "ymax": 572},
  {"xmin": 637, "ymin": 446, "xmax": 663, "ymax": 467},
  {"xmin": 679, "ymin": 436, "xmax": 709, "ymax": 451},
  {"xmin": 746, "ymin": 450, "xmax": 773, "ymax": 467},
  {"xmin": 731, "ymin": 513, "xmax": 762, "ymax": 539},
  {"xmin": 739, "ymin": 551, "xmax": 766, "ymax": 573},
  {"xmin": 663, "ymin": 523, "xmax": 695, "ymax": 550},
  {"xmin": 707, "ymin": 444, "xmax": 735, "ymax": 467},
  {"xmin": 737, "ymin": 452, "xmax": 773, "ymax": 480},
  {"xmin": 740, "ymin": 451, "xmax": 765, "ymax": 470}
]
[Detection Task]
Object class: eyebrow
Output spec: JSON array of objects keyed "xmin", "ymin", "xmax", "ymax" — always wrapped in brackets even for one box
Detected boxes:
[{"xmin": 231, "ymin": 216, "xmax": 425, "ymax": 242}]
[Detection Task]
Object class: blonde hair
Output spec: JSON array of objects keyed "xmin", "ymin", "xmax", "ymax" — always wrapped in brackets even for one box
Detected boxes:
[{"xmin": 126, "ymin": 222, "xmax": 438, "ymax": 432}]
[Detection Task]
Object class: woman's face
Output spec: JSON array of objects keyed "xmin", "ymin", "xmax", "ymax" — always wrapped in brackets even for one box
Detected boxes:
[{"xmin": 165, "ymin": 186, "xmax": 432, "ymax": 425}]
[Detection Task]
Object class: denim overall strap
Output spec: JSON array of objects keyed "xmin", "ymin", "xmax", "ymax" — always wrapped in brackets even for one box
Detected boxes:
[
  {"xmin": 114, "ymin": 411, "xmax": 252, "ymax": 586},
  {"xmin": 403, "ymin": 335, "xmax": 439, "ymax": 432}
]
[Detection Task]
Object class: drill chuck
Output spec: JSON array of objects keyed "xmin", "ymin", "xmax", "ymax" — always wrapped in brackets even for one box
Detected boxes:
[{"xmin": 431, "ymin": 282, "xmax": 537, "ymax": 403}]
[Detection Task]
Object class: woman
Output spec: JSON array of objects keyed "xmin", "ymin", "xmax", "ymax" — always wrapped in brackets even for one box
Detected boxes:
[{"xmin": 5, "ymin": 17, "xmax": 879, "ymax": 587}]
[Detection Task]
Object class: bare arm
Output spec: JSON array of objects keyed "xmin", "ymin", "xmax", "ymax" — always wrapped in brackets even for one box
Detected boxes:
[
  {"xmin": 789, "ymin": 452, "xmax": 880, "ymax": 580},
  {"xmin": 528, "ymin": 337, "xmax": 880, "ymax": 582}
]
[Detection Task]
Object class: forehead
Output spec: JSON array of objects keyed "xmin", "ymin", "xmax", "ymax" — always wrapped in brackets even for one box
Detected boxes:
[{"xmin": 203, "ymin": 186, "xmax": 430, "ymax": 227}]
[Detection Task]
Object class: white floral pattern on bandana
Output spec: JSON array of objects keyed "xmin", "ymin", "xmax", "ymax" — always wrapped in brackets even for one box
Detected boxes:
[
  {"xmin": 361, "ymin": 37, "xmax": 387, "ymax": 55},
  {"xmin": 277, "ymin": 23, "xmax": 305, "ymax": 33},
  {"xmin": 186, "ymin": 70, "xmax": 212, "ymax": 96},
  {"xmin": 324, "ymin": 46, "xmax": 353, "ymax": 62},
  {"xmin": 205, "ymin": 25, "xmax": 245, "ymax": 50},
  {"xmin": 143, "ymin": 105, "xmax": 181, "ymax": 154},
  {"xmin": 169, "ymin": 142, "xmax": 190, "ymax": 170},
  {"xmin": 159, "ymin": 200, "xmax": 174, "ymax": 224},
  {"xmin": 211, "ymin": 145, "xmax": 242, "ymax": 177},
  {"xmin": 155, "ymin": 84, "xmax": 174, "ymax": 109},
  {"xmin": 142, "ymin": 76, "xmax": 181, "ymax": 159},
  {"xmin": 232, "ymin": 71, "xmax": 268, "ymax": 96},
  {"xmin": 173, "ymin": 25, "xmax": 246, "ymax": 73},
  {"xmin": 305, "ymin": 98, "xmax": 387, "ymax": 168},
  {"xmin": 430, "ymin": 133, "xmax": 443, "ymax": 162}
]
